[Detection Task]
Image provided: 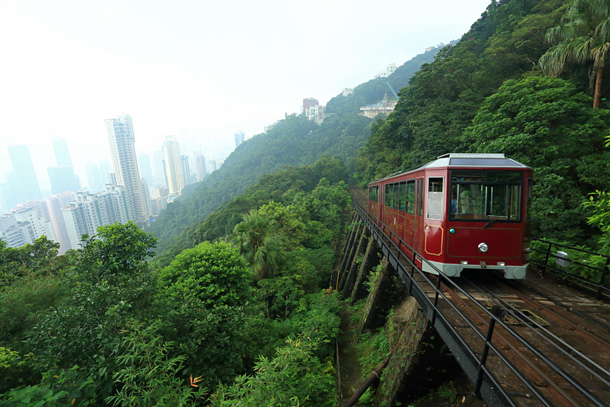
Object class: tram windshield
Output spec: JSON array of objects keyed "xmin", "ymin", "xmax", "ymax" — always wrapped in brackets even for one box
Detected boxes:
[{"xmin": 449, "ymin": 171, "xmax": 522, "ymax": 221}]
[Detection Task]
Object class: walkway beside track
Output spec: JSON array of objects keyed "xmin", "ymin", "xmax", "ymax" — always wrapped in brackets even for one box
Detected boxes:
[{"xmin": 340, "ymin": 195, "xmax": 610, "ymax": 407}]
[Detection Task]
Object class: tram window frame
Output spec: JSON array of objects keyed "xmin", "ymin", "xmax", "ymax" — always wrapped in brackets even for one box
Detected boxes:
[
  {"xmin": 399, "ymin": 182, "xmax": 406, "ymax": 212},
  {"xmin": 449, "ymin": 170, "xmax": 523, "ymax": 222},
  {"xmin": 369, "ymin": 186, "xmax": 379, "ymax": 202},
  {"xmin": 427, "ymin": 177, "xmax": 444, "ymax": 219},
  {"xmin": 406, "ymin": 180, "xmax": 415, "ymax": 214},
  {"xmin": 385, "ymin": 184, "xmax": 390, "ymax": 206}
]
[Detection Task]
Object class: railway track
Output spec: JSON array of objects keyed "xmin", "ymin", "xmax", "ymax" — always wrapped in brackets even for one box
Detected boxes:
[{"xmin": 349, "ymin": 188, "xmax": 610, "ymax": 406}]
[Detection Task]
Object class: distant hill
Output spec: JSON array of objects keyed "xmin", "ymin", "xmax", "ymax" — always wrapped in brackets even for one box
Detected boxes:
[{"xmin": 326, "ymin": 45, "xmax": 444, "ymax": 116}]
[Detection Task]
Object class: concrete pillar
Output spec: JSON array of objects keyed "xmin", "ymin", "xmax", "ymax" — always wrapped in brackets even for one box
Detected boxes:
[
  {"xmin": 349, "ymin": 237, "xmax": 381, "ymax": 304},
  {"xmin": 339, "ymin": 222, "xmax": 364, "ymax": 291},
  {"xmin": 374, "ymin": 297, "xmax": 429, "ymax": 407},
  {"xmin": 341, "ymin": 227, "xmax": 371, "ymax": 299},
  {"xmin": 357, "ymin": 258, "xmax": 407, "ymax": 336}
]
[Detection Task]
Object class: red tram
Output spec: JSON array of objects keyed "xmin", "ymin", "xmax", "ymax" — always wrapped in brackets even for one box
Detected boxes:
[{"xmin": 368, "ymin": 153, "xmax": 533, "ymax": 279}]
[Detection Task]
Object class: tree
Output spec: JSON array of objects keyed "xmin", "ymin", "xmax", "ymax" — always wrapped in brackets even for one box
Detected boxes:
[
  {"xmin": 78, "ymin": 222, "xmax": 156, "ymax": 283},
  {"xmin": 539, "ymin": 0, "xmax": 610, "ymax": 107},
  {"xmin": 232, "ymin": 209, "xmax": 287, "ymax": 280},
  {"xmin": 463, "ymin": 75, "xmax": 610, "ymax": 240},
  {"xmin": 156, "ymin": 241, "xmax": 250, "ymax": 308},
  {"xmin": 155, "ymin": 242, "xmax": 251, "ymax": 389}
]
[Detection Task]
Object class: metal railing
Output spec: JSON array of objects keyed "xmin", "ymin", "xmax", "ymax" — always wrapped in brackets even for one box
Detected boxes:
[
  {"xmin": 349, "ymin": 198, "xmax": 610, "ymax": 407},
  {"xmin": 530, "ymin": 238, "xmax": 610, "ymax": 299}
]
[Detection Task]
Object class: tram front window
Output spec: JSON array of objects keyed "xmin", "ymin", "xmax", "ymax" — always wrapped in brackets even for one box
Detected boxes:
[{"xmin": 450, "ymin": 171, "xmax": 522, "ymax": 221}]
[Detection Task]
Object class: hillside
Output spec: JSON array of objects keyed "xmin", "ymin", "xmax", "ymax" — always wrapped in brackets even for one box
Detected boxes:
[{"xmin": 150, "ymin": 45, "xmax": 443, "ymax": 254}]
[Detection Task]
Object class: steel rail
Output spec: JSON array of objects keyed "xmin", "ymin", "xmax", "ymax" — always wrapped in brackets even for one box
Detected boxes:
[{"xmin": 462, "ymin": 275, "xmax": 610, "ymax": 388}]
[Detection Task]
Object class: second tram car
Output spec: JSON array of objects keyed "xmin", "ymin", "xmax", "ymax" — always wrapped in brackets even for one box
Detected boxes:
[{"xmin": 368, "ymin": 153, "xmax": 533, "ymax": 279}]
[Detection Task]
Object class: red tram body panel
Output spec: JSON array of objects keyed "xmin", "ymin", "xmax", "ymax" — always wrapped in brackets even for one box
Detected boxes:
[{"xmin": 368, "ymin": 153, "xmax": 533, "ymax": 279}]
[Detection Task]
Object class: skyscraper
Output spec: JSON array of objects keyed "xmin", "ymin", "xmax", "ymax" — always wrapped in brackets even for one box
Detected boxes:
[
  {"xmin": 162, "ymin": 136, "xmax": 185, "ymax": 196},
  {"xmin": 195, "ymin": 152, "xmax": 207, "ymax": 182},
  {"xmin": 48, "ymin": 137, "xmax": 78, "ymax": 194},
  {"xmin": 7, "ymin": 145, "xmax": 42, "ymax": 203},
  {"xmin": 137, "ymin": 152, "xmax": 154, "ymax": 187},
  {"xmin": 52, "ymin": 137, "xmax": 74, "ymax": 167},
  {"xmin": 105, "ymin": 114, "xmax": 149, "ymax": 223},
  {"xmin": 234, "ymin": 131, "xmax": 245, "ymax": 148}
]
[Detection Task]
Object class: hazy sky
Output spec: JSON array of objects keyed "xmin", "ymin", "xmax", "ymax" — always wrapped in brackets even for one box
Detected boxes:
[{"xmin": 0, "ymin": 0, "xmax": 491, "ymax": 191}]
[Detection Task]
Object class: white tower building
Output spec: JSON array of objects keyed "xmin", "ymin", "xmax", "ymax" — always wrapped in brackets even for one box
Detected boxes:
[
  {"xmin": 162, "ymin": 136, "xmax": 185, "ymax": 197},
  {"xmin": 105, "ymin": 114, "xmax": 149, "ymax": 223}
]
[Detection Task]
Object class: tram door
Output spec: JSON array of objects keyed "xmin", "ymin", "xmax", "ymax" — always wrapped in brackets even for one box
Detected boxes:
[{"xmin": 414, "ymin": 178, "xmax": 425, "ymax": 257}]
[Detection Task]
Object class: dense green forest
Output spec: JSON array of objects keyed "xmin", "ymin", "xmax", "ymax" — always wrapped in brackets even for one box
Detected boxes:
[
  {"xmin": 3, "ymin": 0, "xmax": 610, "ymax": 404},
  {"xmin": 0, "ymin": 158, "xmax": 351, "ymax": 406}
]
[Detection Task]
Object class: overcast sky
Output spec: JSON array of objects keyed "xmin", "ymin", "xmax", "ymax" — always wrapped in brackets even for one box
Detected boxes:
[{"xmin": 0, "ymin": 0, "xmax": 491, "ymax": 191}]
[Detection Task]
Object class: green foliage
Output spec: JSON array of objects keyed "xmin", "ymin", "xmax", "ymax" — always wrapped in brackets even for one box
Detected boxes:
[
  {"xmin": 24, "ymin": 223, "xmax": 158, "ymax": 402},
  {"xmin": 584, "ymin": 190, "xmax": 610, "ymax": 255},
  {"xmin": 212, "ymin": 336, "xmax": 336, "ymax": 407},
  {"xmin": 211, "ymin": 292, "xmax": 340, "ymax": 406},
  {"xmin": 152, "ymin": 156, "xmax": 350, "ymax": 268},
  {"xmin": 464, "ymin": 75, "xmax": 610, "ymax": 240},
  {"xmin": 326, "ymin": 45, "xmax": 443, "ymax": 116},
  {"xmin": 156, "ymin": 241, "xmax": 250, "ymax": 308},
  {"xmin": 539, "ymin": 0, "xmax": 610, "ymax": 107},
  {"xmin": 0, "ymin": 367, "xmax": 95, "ymax": 407},
  {"xmin": 356, "ymin": 328, "xmax": 390, "ymax": 375},
  {"xmin": 154, "ymin": 242, "xmax": 252, "ymax": 390},
  {"xmin": 150, "ymin": 110, "xmax": 364, "ymax": 254},
  {"xmin": 107, "ymin": 322, "xmax": 206, "ymax": 407},
  {"xmin": 0, "ymin": 237, "xmax": 71, "ymax": 289},
  {"xmin": 78, "ymin": 222, "xmax": 156, "ymax": 284}
]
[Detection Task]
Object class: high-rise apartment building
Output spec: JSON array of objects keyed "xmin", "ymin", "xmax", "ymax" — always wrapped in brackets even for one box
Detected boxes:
[
  {"xmin": 47, "ymin": 137, "xmax": 78, "ymax": 194},
  {"xmin": 52, "ymin": 137, "xmax": 74, "ymax": 167},
  {"xmin": 195, "ymin": 152, "xmax": 207, "ymax": 182},
  {"xmin": 0, "ymin": 214, "xmax": 33, "ymax": 248},
  {"xmin": 61, "ymin": 185, "xmax": 130, "ymax": 250},
  {"xmin": 162, "ymin": 136, "xmax": 185, "ymax": 196},
  {"xmin": 12, "ymin": 202, "xmax": 56, "ymax": 243},
  {"xmin": 234, "ymin": 131, "xmax": 245, "ymax": 148},
  {"xmin": 46, "ymin": 192, "xmax": 75, "ymax": 254},
  {"xmin": 105, "ymin": 114, "xmax": 149, "ymax": 223},
  {"xmin": 138, "ymin": 153, "xmax": 154, "ymax": 187},
  {"xmin": 181, "ymin": 155, "xmax": 192, "ymax": 186},
  {"xmin": 7, "ymin": 145, "xmax": 42, "ymax": 203}
]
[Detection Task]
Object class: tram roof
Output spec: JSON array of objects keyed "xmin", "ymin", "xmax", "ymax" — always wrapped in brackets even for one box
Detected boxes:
[{"xmin": 373, "ymin": 153, "xmax": 530, "ymax": 183}]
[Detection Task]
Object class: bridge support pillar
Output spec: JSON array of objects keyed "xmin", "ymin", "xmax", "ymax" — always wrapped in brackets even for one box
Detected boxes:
[
  {"xmin": 357, "ymin": 257, "xmax": 407, "ymax": 336},
  {"xmin": 349, "ymin": 237, "xmax": 381, "ymax": 304},
  {"xmin": 339, "ymin": 220, "xmax": 365, "ymax": 291},
  {"xmin": 341, "ymin": 227, "xmax": 371, "ymax": 299},
  {"xmin": 372, "ymin": 297, "xmax": 429, "ymax": 406}
]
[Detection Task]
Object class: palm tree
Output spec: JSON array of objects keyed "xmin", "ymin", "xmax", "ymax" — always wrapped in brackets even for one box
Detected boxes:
[
  {"xmin": 539, "ymin": 0, "xmax": 610, "ymax": 108},
  {"xmin": 232, "ymin": 210, "xmax": 285, "ymax": 280}
]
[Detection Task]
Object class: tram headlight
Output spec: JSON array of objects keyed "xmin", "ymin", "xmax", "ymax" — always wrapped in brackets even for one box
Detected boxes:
[{"xmin": 478, "ymin": 242, "xmax": 489, "ymax": 253}]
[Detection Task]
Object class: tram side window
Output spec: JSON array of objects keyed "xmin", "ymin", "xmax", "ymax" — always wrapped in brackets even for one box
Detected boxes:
[
  {"xmin": 385, "ymin": 184, "xmax": 390, "ymax": 206},
  {"xmin": 427, "ymin": 178, "xmax": 444, "ymax": 219},
  {"xmin": 406, "ymin": 181, "xmax": 415, "ymax": 214},
  {"xmin": 399, "ymin": 182, "xmax": 406, "ymax": 211},
  {"xmin": 369, "ymin": 186, "xmax": 378, "ymax": 202}
]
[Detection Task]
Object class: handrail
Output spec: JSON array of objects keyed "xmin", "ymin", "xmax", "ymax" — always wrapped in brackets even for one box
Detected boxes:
[
  {"xmin": 350, "ymin": 198, "xmax": 609, "ymax": 407},
  {"xmin": 530, "ymin": 238, "xmax": 610, "ymax": 299}
]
